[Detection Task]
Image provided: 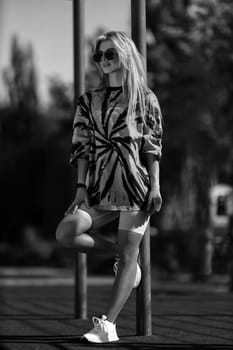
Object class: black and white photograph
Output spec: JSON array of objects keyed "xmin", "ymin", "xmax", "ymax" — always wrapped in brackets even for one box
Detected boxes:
[{"xmin": 0, "ymin": 1, "xmax": 233, "ymax": 349}]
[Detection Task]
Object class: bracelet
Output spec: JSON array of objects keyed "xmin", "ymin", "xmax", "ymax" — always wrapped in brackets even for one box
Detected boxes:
[{"xmin": 76, "ymin": 183, "xmax": 87, "ymax": 189}]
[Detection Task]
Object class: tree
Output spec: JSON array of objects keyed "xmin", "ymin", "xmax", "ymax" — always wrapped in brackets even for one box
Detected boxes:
[
  {"xmin": 3, "ymin": 34, "xmax": 38, "ymax": 109},
  {"xmin": 0, "ymin": 35, "xmax": 45, "ymax": 242},
  {"xmin": 146, "ymin": 0, "xmax": 233, "ymax": 274},
  {"xmin": 48, "ymin": 76, "xmax": 73, "ymax": 116},
  {"xmin": 147, "ymin": 0, "xmax": 233, "ymax": 213},
  {"xmin": 200, "ymin": 0, "xmax": 233, "ymax": 181}
]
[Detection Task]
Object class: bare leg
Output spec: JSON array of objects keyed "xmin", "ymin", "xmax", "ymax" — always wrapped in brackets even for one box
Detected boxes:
[
  {"xmin": 104, "ymin": 229, "xmax": 143, "ymax": 323},
  {"xmin": 73, "ymin": 231, "xmax": 117, "ymax": 256},
  {"xmin": 56, "ymin": 210, "xmax": 118, "ymax": 256}
]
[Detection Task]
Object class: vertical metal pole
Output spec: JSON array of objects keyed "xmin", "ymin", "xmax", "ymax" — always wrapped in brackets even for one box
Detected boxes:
[
  {"xmin": 73, "ymin": 0, "xmax": 87, "ymax": 319},
  {"xmin": 131, "ymin": 0, "xmax": 152, "ymax": 336},
  {"xmin": 136, "ymin": 225, "xmax": 152, "ymax": 335},
  {"xmin": 131, "ymin": 0, "xmax": 147, "ymax": 70},
  {"xmin": 73, "ymin": 0, "xmax": 85, "ymax": 102}
]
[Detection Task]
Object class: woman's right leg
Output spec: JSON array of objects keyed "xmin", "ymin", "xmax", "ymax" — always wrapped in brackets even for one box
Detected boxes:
[{"xmin": 56, "ymin": 205, "xmax": 119, "ymax": 256}]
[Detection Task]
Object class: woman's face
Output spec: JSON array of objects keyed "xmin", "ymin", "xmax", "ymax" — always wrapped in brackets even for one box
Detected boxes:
[{"xmin": 96, "ymin": 40, "xmax": 121, "ymax": 75}]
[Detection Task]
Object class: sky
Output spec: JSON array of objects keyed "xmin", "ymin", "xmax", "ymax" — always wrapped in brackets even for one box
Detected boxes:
[{"xmin": 0, "ymin": 0, "xmax": 131, "ymax": 104}]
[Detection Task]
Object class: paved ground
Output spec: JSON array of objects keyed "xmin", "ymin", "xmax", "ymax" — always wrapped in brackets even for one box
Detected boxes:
[{"xmin": 0, "ymin": 268, "xmax": 233, "ymax": 350}]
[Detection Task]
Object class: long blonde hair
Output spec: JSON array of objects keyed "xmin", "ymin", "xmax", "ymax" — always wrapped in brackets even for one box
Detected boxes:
[{"xmin": 93, "ymin": 31, "xmax": 147, "ymax": 121}]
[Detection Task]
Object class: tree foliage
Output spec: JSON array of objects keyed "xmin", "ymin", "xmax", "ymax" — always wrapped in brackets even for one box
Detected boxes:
[
  {"xmin": 3, "ymin": 35, "xmax": 38, "ymax": 109},
  {"xmin": 146, "ymin": 0, "xmax": 233, "ymax": 230},
  {"xmin": 0, "ymin": 35, "xmax": 71, "ymax": 242},
  {"xmin": 48, "ymin": 76, "xmax": 73, "ymax": 116}
]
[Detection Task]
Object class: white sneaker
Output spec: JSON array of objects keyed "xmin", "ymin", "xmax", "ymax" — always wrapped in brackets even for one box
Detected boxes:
[
  {"xmin": 113, "ymin": 258, "xmax": 141, "ymax": 288},
  {"xmin": 82, "ymin": 315, "xmax": 119, "ymax": 343}
]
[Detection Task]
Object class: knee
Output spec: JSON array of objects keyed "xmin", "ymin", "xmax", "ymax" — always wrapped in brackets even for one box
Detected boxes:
[
  {"xmin": 119, "ymin": 246, "xmax": 139, "ymax": 265},
  {"xmin": 56, "ymin": 212, "xmax": 91, "ymax": 246},
  {"xmin": 56, "ymin": 219, "xmax": 77, "ymax": 247}
]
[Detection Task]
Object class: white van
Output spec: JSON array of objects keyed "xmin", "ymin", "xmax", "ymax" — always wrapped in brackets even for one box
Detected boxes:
[{"xmin": 209, "ymin": 184, "xmax": 233, "ymax": 245}]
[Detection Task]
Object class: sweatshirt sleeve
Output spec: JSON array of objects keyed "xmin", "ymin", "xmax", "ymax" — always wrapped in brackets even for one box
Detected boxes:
[
  {"xmin": 70, "ymin": 94, "xmax": 92, "ymax": 167},
  {"xmin": 141, "ymin": 90, "xmax": 163, "ymax": 161}
]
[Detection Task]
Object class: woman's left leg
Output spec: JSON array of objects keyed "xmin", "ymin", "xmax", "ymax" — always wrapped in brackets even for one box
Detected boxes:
[
  {"xmin": 82, "ymin": 211, "xmax": 149, "ymax": 343},
  {"xmin": 104, "ymin": 229, "xmax": 143, "ymax": 323}
]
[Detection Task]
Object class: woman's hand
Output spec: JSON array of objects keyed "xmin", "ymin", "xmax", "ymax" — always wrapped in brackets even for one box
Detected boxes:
[
  {"xmin": 64, "ymin": 188, "xmax": 90, "ymax": 216},
  {"xmin": 146, "ymin": 186, "xmax": 162, "ymax": 215}
]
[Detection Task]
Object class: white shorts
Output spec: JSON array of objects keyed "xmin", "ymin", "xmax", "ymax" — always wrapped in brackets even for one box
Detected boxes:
[{"xmin": 76, "ymin": 204, "xmax": 150, "ymax": 236}]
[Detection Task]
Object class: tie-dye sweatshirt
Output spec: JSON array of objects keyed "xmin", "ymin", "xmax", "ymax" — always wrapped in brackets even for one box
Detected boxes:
[{"xmin": 70, "ymin": 86, "xmax": 162, "ymax": 211}]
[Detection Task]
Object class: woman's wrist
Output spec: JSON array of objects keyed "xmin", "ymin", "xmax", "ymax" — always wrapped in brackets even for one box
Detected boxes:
[
  {"xmin": 150, "ymin": 179, "xmax": 160, "ymax": 190},
  {"xmin": 76, "ymin": 183, "xmax": 87, "ymax": 189}
]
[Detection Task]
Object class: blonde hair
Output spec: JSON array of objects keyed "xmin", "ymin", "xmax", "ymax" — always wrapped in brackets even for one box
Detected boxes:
[{"xmin": 93, "ymin": 31, "xmax": 147, "ymax": 121}]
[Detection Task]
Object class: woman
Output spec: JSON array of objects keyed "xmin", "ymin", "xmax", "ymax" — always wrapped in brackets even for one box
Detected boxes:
[{"xmin": 56, "ymin": 31, "xmax": 163, "ymax": 343}]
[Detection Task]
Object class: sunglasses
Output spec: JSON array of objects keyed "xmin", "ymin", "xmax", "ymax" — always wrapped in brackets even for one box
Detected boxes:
[{"xmin": 93, "ymin": 49, "xmax": 118, "ymax": 63}]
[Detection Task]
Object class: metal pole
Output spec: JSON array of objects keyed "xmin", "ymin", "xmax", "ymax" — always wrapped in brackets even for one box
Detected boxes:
[
  {"xmin": 136, "ymin": 225, "xmax": 152, "ymax": 335},
  {"xmin": 131, "ymin": 0, "xmax": 147, "ymax": 70},
  {"xmin": 73, "ymin": 0, "xmax": 85, "ymax": 103},
  {"xmin": 73, "ymin": 0, "xmax": 87, "ymax": 319},
  {"xmin": 131, "ymin": 0, "xmax": 152, "ymax": 336}
]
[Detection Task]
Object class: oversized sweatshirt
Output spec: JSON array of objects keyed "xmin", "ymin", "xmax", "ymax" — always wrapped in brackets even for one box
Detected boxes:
[{"xmin": 70, "ymin": 86, "xmax": 162, "ymax": 211}]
